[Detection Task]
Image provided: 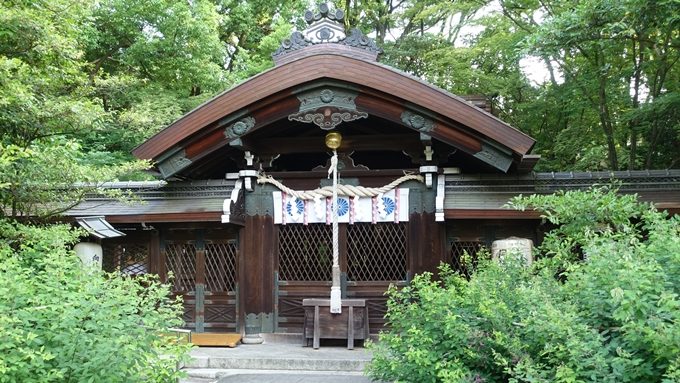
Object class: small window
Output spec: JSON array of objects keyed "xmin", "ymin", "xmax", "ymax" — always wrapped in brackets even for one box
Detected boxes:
[{"xmin": 102, "ymin": 242, "xmax": 149, "ymax": 276}]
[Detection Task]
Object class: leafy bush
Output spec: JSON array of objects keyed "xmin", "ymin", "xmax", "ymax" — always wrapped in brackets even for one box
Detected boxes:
[
  {"xmin": 0, "ymin": 221, "xmax": 191, "ymax": 382},
  {"xmin": 368, "ymin": 188, "xmax": 680, "ymax": 382}
]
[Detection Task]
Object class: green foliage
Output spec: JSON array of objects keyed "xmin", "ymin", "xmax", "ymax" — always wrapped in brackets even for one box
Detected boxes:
[
  {"xmin": 215, "ymin": 0, "xmax": 306, "ymax": 78},
  {"xmin": 369, "ymin": 189, "xmax": 680, "ymax": 382},
  {"xmin": 342, "ymin": 0, "xmax": 680, "ymax": 171},
  {"xmin": 0, "ymin": 140, "xmax": 149, "ymax": 219},
  {"xmin": 0, "ymin": 0, "xmax": 101, "ymax": 147},
  {"xmin": 0, "ymin": 221, "xmax": 192, "ymax": 382},
  {"xmin": 507, "ymin": 186, "xmax": 648, "ymax": 274}
]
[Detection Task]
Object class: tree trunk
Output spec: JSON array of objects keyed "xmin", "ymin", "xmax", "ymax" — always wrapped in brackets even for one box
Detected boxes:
[
  {"xmin": 628, "ymin": 38, "xmax": 643, "ymax": 170},
  {"xmin": 598, "ymin": 77, "xmax": 618, "ymax": 169}
]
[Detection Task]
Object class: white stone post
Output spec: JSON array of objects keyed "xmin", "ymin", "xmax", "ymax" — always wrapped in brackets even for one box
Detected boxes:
[{"xmin": 74, "ymin": 242, "xmax": 103, "ymax": 269}]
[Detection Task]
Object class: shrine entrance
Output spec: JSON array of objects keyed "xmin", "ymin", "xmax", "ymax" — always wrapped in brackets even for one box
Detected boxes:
[
  {"xmin": 162, "ymin": 229, "xmax": 239, "ymax": 333},
  {"xmin": 274, "ymin": 222, "xmax": 409, "ymax": 334}
]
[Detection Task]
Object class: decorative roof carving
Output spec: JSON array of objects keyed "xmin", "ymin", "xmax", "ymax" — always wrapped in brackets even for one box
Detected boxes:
[
  {"xmin": 288, "ymin": 88, "xmax": 368, "ymax": 130},
  {"xmin": 304, "ymin": 3, "xmax": 346, "ymax": 44},
  {"xmin": 157, "ymin": 149, "xmax": 192, "ymax": 179},
  {"xmin": 272, "ymin": 31, "xmax": 312, "ymax": 57},
  {"xmin": 272, "ymin": 3, "xmax": 382, "ymax": 61},
  {"xmin": 305, "ymin": 3, "xmax": 345, "ymax": 23},
  {"xmin": 313, "ymin": 152, "xmax": 370, "ymax": 172},
  {"xmin": 473, "ymin": 143, "xmax": 513, "ymax": 173},
  {"xmin": 342, "ymin": 28, "xmax": 381, "ymax": 52},
  {"xmin": 224, "ymin": 116, "xmax": 255, "ymax": 147},
  {"xmin": 401, "ymin": 111, "xmax": 435, "ymax": 133}
]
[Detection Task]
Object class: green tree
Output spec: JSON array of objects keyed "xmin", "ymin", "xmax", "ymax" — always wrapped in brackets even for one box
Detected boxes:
[
  {"xmin": 81, "ymin": 0, "xmax": 229, "ymax": 157},
  {"xmin": 1, "ymin": 3, "xmax": 191, "ymax": 379},
  {"xmin": 0, "ymin": 140, "xmax": 148, "ymax": 219},
  {"xmin": 214, "ymin": 0, "xmax": 307, "ymax": 77},
  {"xmin": 339, "ymin": 0, "xmax": 679, "ymax": 171},
  {"xmin": 527, "ymin": 0, "xmax": 680, "ymax": 170},
  {"xmin": 0, "ymin": 221, "xmax": 192, "ymax": 382},
  {"xmin": 0, "ymin": 0, "xmax": 149, "ymax": 218},
  {"xmin": 0, "ymin": 0, "xmax": 101, "ymax": 147}
]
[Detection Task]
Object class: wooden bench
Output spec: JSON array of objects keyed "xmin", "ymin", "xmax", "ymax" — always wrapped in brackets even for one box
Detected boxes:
[{"xmin": 302, "ymin": 298, "xmax": 369, "ymax": 349}]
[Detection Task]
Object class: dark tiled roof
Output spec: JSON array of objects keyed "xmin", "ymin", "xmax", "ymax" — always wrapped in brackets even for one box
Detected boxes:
[
  {"xmin": 445, "ymin": 169, "xmax": 680, "ymax": 210},
  {"xmin": 64, "ymin": 179, "xmax": 236, "ymax": 217}
]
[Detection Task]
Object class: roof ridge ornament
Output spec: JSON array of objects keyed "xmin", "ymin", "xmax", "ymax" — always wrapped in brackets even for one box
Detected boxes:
[
  {"xmin": 305, "ymin": 3, "xmax": 345, "ymax": 27},
  {"xmin": 272, "ymin": 3, "xmax": 382, "ymax": 65}
]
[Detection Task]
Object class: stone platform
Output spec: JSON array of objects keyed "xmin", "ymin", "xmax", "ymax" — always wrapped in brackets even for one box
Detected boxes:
[{"xmin": 180, "ymin": 336, "xmax": 377, "ymax": 383}]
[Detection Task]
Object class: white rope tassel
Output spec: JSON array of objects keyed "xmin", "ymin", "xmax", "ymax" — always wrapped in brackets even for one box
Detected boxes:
[{"xmin": 330, "ymin": 149, "xmax": 342, "ymax": 314}]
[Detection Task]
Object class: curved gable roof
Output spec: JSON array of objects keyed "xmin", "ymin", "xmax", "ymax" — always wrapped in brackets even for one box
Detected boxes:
[{"xmin": 133, "ymin": 50, "xmax": 536, "ymax": 174}]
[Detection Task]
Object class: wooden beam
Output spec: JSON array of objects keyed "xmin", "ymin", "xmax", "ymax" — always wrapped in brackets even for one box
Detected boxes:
[
  {"xmin": 244, "ymin": 134, "xmax": 422, "ymax": 155},
  {"xmin": 445, "ymin": 209, "xmax": 541, "ymax": 219}
]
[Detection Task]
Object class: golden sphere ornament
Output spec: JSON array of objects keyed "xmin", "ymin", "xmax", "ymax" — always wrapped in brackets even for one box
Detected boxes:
[{"xmin": 325, "ymin": 131, "xmax": 342, "ymax": 150}]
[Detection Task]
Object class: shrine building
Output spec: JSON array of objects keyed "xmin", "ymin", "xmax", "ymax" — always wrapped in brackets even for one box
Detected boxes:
[{"xmin": 65, "ymin": 4, "xmax": 680, "ymax": 339}]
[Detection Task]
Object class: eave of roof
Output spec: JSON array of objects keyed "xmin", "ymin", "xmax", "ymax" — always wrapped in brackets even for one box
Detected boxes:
[
  {"xmin": 63, "ymin": 179, "xmax": 236, "ymax": 219},
  {"xmin": 444, "ymin": 169, "xmax": 680, "ymax": 215},
  {"xmin": 133, "ymin": 51, "xmax": 536, "ymax": 162}
]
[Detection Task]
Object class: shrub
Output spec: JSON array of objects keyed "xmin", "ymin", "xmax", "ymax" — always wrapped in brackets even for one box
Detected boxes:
[
  {"xmin": 368, "ymin": 188, "xmax": 680, "ymax": 383},
  {"xmin": 0, "ymin": 221, "xmax": 191, "ymax": 382}
]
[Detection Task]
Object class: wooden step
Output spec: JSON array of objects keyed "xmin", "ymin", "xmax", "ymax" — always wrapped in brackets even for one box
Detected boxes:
[{"xmin": 191, "ymin": 333, "xmax": 242, "ymax": 347}]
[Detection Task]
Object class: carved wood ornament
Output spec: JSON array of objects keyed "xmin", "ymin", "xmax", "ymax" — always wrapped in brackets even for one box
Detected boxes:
[{"xmin": 288, "ymin": 88, "xmax": 368, "ymax": 130}]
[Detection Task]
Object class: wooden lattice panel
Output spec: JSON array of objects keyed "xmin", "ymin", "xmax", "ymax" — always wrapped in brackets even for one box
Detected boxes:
[
  {"xmin": 204, "ymin": 304, "xmax": 236, "ymax": 324},
  {"xmin": 205, "ymin": 241, "xmax": 237, "ymax": 292},
  {"xmin": 278, "ymin": 224, "xmax": 332, "ymax": 281},
  {"xmin": 102, "ymin": 242, "xmax": 149, "ymax": 275},
  {"xmin": 275, "ymin": 281, "xmax": 330, "ymax": 333},
  {"xmin": 278, "ymin": 297, "xmax": 304, "ymax": 318},
  {"xmin": 347, "ymin": 223, "xmax": 407, "ymax": 281},
  {"xmin": 165, "ymin": 242, "xmax": 197, "ymax": 293},
  {"xmin": 446, "ymin": 240, "xmax": 484, "ymax": 278},
  {"xmin": 182, "ymin": 304, "xmax": 195, "ymax": 324}
]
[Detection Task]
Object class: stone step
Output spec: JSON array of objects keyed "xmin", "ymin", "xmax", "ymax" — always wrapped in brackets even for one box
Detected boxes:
[
  {"xmin": 185, "ymin": 343, "xmax": 372, "ymax": 372},
  {"xmin": 179, "ymin": 377, "xmax": 214, "ymax": 383},
  {"xmin": 185, "ymin": 368, "xmax": 367, "ymax": 379},
  {"xmin": 182, "ymin": 369, "xmax": 374, "ymax": 383},
  {"xmin": 186, "ymin": 354, "xmax": 368, "ymax": 371},
  {"xmin": 261, "ymin": 332, "xmax": 304, "ymax": 345}
]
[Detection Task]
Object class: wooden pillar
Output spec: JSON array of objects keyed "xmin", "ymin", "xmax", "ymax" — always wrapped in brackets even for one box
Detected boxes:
[
  {"xmin": 194, "ymin": 231, "xmax": 206, "ymax": 333},
  {"xmin": 241, "ymin": 215, "xmax": 276, "ymax": 340},
  {"xmin": 408, "ymin": 212, "xmax": 446, "ymax": 278},
  {"xmin": 149, "ymin": 231, "xmax": 161, "ymax": 276}
]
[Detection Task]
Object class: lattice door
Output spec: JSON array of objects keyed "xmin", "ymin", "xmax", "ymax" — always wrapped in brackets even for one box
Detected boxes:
[
  {"xmin": 278, "ymin": 224, "xmax": 332, "ymax": 281},
  {"xmin": 164, "ymin": 239, "xmax": 238, "ymax": 332},
  {"xmin": 203, "ymin": 241, "xmax": 238, "ymax": 331},
  {"xmin": 275, "ymin": 224, "xmax": 333, "ymax": 332},
  {"xmin": 347, "ymin": 223, "xmax": 407, "ymax": 281},
  {"xmin": 205, "ymin": 242, "xmax": 237, "ymax": 292},
  {"xmin": 165, "ymin": 242, "xmax": 197, "ymax": 293}
]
